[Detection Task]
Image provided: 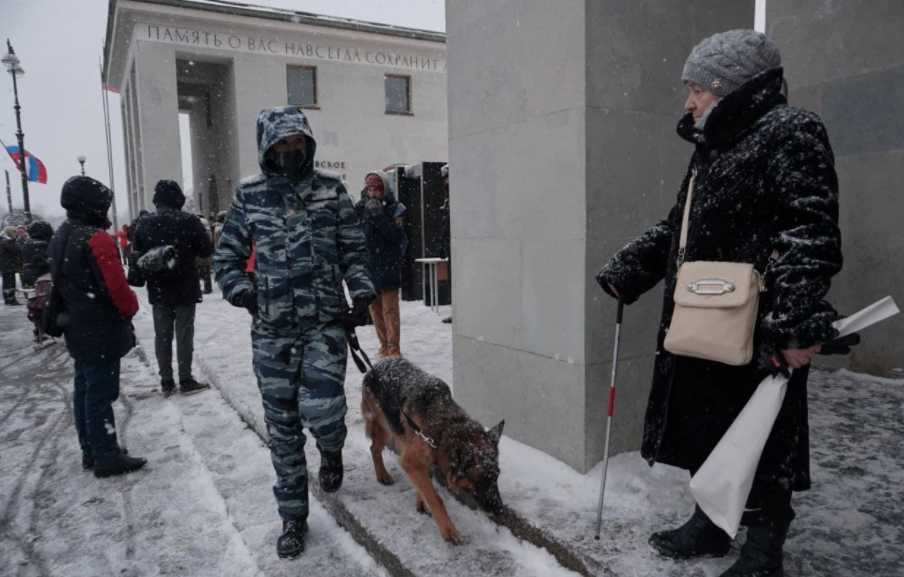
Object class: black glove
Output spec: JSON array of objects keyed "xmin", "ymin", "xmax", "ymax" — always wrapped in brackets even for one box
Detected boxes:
[
  {"xmin": 230, "ymin": 288, "xmax": 258, "ymax": 315},
  {"xmin": 819, "ymin": 332, "xmax": 861, "ymax": 356},
  {"xmin": 342, "ymin": 294, "xmax": 373, "ymax": 329},
  {"xmin": 754, "ymin": 341, "xmax": 792, "ymax": 381},
  {"xmin": 365, "ymin": 198, "xmax": 383, "ymax": 217}
]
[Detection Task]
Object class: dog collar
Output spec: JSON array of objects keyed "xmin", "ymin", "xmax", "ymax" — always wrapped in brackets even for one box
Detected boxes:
[{"xmin": 403, "ymin": 411, "xmax": 438, "ymax": 450}]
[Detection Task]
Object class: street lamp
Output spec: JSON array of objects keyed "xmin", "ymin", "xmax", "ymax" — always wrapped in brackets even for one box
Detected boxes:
[
  {"xmin": 77, "ymin": 155, "xmax": 86, "ymax": 175},
  {"xmin": 2, "ymin": 39, "xmax": 30, "ymax": 223}
]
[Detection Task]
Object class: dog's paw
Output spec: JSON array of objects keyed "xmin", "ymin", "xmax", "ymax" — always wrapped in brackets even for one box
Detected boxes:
[
  {"xmin": 440, "ymin": 524, "xmax": 462, "ymax": 545},
  {"xmin": 376, "ymin": 470, "xmax": 394, "ymax": 485}
]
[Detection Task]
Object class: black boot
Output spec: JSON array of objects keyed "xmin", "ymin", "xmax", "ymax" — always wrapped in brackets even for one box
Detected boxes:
[
  {"xmin": 719, "ymin": 521, "xmax": 791, "ymax": 577},
  {"xmin": 179, "ymin": 377, "xmax": 210, "ymax": 396},
  {"xmin": 649, "ymin": 505, "xmax": 731, "ymax": 560},
  {"xmin": 277, "ymin": 519, "xmax": 307, "ymax": 559},
  {"xmin": 83, "ymin": 447, "xmax": 128, "ymax": 471},
  {"xmin": 161, "ymin": 378, "xmax": 176, "ymax": 398},
  {"xmin": 319, "ymin": 451, "xmax": 343, "ymax": 493},
  {"xmin": 94, "ymin": 454, "xmax": 147, "ymax": 478}
]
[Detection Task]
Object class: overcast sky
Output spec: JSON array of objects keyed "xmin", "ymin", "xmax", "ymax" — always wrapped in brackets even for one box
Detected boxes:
[{"xmin": 1, "ymin": 0, "xmax": 763, "ymax": 221}]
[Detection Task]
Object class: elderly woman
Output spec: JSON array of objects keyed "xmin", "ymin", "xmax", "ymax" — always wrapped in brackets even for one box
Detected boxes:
[{"xmin": 596, "ymin": 30, "xmax": 842, "ymax": 577}]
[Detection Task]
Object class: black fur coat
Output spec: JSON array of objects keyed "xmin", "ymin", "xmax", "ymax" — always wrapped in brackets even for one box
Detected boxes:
[{"xmin": 596, "ymin": 68, "xmax": 842, "ymax": 491}]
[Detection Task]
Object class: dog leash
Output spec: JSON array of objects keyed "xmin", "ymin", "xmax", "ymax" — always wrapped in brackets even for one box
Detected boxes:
[
  {"xmin": 345, "ymin": 328, "xmax": 437, "ymax": 450},
  {"xmin": 345, "ymin": 328, "xmax": 373, "ymax": 374}
]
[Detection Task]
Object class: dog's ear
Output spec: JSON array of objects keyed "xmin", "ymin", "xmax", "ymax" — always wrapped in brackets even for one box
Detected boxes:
[
  {"xmin": 486, "ymin": 420, "xmax": 505, "ymax": 446},
  {"xmin": 447, "ymin": 440, "xmax": 473, "ymax": 480}
]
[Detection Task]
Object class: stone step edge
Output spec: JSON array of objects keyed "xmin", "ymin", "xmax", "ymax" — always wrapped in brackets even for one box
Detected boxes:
[
  {"xmin": 195, "ymin": 357, "xmax": 415, "ymax": 577},
  {"xmin": 196, "ymin": 356, "xmax": 606, "ymax": 577}
]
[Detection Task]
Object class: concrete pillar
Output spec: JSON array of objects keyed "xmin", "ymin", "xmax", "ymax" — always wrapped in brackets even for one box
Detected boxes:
[
  {"xmin": 448, "ymin": 0, "xmax": 753, "ymax": 472},
  {"xmin": 769, "ymin": 0, "xmax": 904, "ymax": 376},
  {"xmin": 231, "ymin": 53, "xmax": 287, "ymax": 182},
  {"xmin": 134, "ymin": 42, "xmax": 182, "ymax": 205}
]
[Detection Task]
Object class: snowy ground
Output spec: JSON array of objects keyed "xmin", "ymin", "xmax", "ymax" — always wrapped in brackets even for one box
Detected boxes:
[{"xmin": 1, "ymin": 288, "xmax": 902, "ymax": 576}]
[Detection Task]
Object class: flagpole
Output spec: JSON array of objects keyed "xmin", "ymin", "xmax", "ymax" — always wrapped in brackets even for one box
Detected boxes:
[
  {"xmin": 99, "ymin": 57, "xmax": 118, "ymax": 230},
  {"xmin": 6, "ymin": 41, "xmax": 31, "ymax": 223},
  {"xmin": 4, "ymin": 169, "xmax": 11, "ymax": 215}
]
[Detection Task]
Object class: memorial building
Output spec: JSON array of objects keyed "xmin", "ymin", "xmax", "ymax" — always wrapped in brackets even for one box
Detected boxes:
[{"xmin": 103, "ymin": 0, "xmax": 447, "ymax": 217}]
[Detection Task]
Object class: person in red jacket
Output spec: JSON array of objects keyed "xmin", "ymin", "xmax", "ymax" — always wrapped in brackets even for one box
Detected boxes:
[
  {"xmin": 48, "ymin": 176, "xmax": 147, "ymax": 479},
  {"xmin": 114, "ymin": 224, "xmax": 131, "ymax": 265}
]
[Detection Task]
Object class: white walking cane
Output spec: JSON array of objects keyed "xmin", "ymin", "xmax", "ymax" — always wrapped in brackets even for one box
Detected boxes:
[{"xmin": 594, "ymin": 298, "xmax": 624, "ymax": 540}]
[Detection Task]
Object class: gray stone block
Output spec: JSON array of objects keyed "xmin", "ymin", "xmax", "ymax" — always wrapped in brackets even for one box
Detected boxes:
[
  {"xmin": 454, "ymin": 334, "xmax": 588, "ymax": 471},
  {"xmin": 584, "ymin": 354, "xmax": 656, "ymax": 469},
  {"xmin": 586, "ymin": 0, "xmax": 693, "ymax": 115},
  {"xmin": 828, "ymin": 151, "xmax": 904, "ymax": 374},
  {"xmin": 521, "ymin": 240, "xmax": 586, "ymax": 363},
  {"xmin": 788, "ymin": 83, "xmax": 822, "ymax": 115},
  {"xmin": 822, "ymin": 65, "xmax": 904, "ymax": 156},
  {"xmin": 692, "ymin": 0, "xmax": 755, "ymax": 43},
  {"xmin": 586, "ymin": 108, "xmax": 673, "ymax": 240},
  {"xmin": 447, "ymin": 0, "xmax": 584, "ymax": 140},
  {"xmin": 490, "ymin": 110, "xmax": 587, "ymax": 241},
  {"xmin": 769, "ymin": 0, "xmax": 904, "ymax": 87},
  {"xmin": 451, "ymin": 238, "xmax": 523, "ymax": 350}
]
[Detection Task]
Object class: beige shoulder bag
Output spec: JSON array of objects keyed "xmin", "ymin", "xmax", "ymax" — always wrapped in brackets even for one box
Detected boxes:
[{"xmin": 663, "ymin": 171, "xmax": 767, "ymax": 366}]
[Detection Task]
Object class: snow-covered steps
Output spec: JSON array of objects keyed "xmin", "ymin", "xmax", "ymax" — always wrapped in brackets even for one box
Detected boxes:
[
  {"xmin": 197, "ymin": 352, "xmax": 584, "ymax": 577},
  {"xmin": 0, "ymin": 303, "xmax": 387, "ymax": 576},
  {"xmin": 138, "ymin": 291, "xmax": 904, "ymax": 577}
]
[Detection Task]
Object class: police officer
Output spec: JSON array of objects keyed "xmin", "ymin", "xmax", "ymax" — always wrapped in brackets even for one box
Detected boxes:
[{"xmin": 214, "ymin": 106, "xmax": 374, "ymax": 559}]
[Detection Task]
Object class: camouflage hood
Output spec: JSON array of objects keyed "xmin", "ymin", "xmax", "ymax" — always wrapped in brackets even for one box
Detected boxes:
[{"xmin": 255, "ymin": 106, "xmax": 317, "ymax": 178}]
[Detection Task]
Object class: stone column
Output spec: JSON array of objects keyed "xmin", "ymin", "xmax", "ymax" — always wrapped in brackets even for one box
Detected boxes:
[
  {"xmin": 134, "ymin": 41, "xmax": 183, "ymax": 204},
  {"xmin": 769, "ymin": 0, "xmax": 904, "ymax": 376},
  {"xmin": 448, "ymin": 0, "xmax": 753, "ymax": 472}
]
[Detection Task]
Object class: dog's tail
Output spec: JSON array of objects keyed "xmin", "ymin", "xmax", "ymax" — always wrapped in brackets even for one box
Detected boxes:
[{"xmin": 362, "ymin": 365, "xmax": 382, "ymax": 395}]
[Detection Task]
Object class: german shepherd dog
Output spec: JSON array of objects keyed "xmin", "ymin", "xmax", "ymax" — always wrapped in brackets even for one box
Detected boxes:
[{"xmin": 361, "ymin": 357, "xmax": 504, "ymax": 544}]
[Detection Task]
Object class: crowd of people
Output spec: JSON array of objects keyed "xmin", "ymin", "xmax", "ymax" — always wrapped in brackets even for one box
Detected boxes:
[{"xmin": 7, "ymin": 28, "xmax": 853, "ymax": 577}]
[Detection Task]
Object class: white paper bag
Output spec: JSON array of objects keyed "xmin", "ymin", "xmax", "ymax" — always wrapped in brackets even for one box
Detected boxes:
[
  {"xmin": 690, "ymin": 374, "xmax": 789, "ymax": 537},
  {"xmin": 690, "ymin": 296, "xmax": 899, "ymax": 537}
]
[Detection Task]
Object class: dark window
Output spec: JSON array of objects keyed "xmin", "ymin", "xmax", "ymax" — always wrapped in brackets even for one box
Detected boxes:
[
  {"xmin": 287, "ymin": 66, "xmax": 318, "ymax": 108},
  {"xmin": 385, "ymin": 74, "xmax": 412, "ymax": 115}
]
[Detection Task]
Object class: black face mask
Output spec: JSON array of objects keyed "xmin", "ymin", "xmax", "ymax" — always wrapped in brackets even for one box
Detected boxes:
[{"xmin": 269, "ymin": 149, "xmax": 308, "ymax": 180}]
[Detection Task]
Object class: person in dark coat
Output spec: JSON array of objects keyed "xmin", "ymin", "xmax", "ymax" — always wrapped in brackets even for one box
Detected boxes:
[
  {"xmin": 439, "ymin": 164, "xmax": 452, "ymax": 324},
  {"xmin": 48, "ymin": 176, "xmax": 147, "ymax": 478},
  {"xmin": 596, "ymin": 30, "xmax": 843, "ymax": 577},
  {"xmin": 1, "ymin": 226, "xmax": 22, "ymax": 305},
  {"xmin": 355, "ymin": 171, "xmax": 408, "ymax": 357},
  {"xmin": 130, "ymin": 180, "xmax": 213, "ymax": 397},
  {"xmin": 127, "ymin": 209, "xmax": 149, "ymax": 243},
  {"xmin": 21, "ymin": 220, "xmax": 53, "ymax": 288}
]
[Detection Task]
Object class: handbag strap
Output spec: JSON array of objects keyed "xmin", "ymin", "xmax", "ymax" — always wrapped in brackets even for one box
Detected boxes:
[
  {"xmin": 677, "ymin": 171, "xmax": 697, "ymax": 263},
  {"xmin": 676, "ymin": 170, "xmax": 781, "ymax": 273}
]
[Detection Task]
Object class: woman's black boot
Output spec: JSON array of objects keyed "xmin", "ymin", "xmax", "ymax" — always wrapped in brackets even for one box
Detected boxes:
[{"xmin": 649, "ymin": 505, "xmax": 731, "ymax": 560}]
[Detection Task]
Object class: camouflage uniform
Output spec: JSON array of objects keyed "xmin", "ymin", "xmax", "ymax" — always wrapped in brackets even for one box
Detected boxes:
[{"xmin": 214, "ymin": 106, "xmax": 374, "ymax": 521}]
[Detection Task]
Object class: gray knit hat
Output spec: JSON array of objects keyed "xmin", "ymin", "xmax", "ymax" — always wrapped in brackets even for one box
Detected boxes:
[{"xmin": 682, "ymin": 30, "xmax": 781, "ymax": 97}]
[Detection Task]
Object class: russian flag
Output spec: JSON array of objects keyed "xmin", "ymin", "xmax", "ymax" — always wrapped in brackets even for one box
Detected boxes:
[{"xmin": 3, "ymin": 142, "xmax": 48, "ymax": 184}]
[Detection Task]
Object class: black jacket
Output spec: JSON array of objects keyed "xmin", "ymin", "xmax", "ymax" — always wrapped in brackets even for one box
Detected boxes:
[
  {"xmin": 596, "ymin": 69, "xmax": 842, "ymax": 491},
  {"xmin": 21, "ymin": 221, "xmax": 53, "ymax": 287},
  {"xmin": 49, "ymin": 177, "xmax": 139, "ymax": 363},
  {"xmin": 130, "ymin": 208, "xmax": 214, "ymax": 306},
  {"xmin": 354, "ymin": 172, "xmax": 408, "ymax": 293},
  {"xmin": 0, "ymin": 235, "xmax": 21, "ymax": 274}
]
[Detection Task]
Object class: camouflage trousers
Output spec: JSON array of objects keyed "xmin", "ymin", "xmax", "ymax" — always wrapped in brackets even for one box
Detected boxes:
[{"xmin": 251, "ymin": 320, "xmax": 348, "ymax": 521}]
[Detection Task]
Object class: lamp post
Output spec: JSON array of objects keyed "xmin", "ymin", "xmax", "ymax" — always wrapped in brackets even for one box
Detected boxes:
[
  {"xmin": 77, "ymin": 155, "xmax": 86, "ymax": 175},
  {"xmin": 2, "ymin": 40, "xmax": 30, "ymax": 223}
]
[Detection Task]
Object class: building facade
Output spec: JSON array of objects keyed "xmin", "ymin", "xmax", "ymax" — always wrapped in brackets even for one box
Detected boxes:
[{"xmin": 104, "ymin": 0, "xmax": 447, "ymax": 218}]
